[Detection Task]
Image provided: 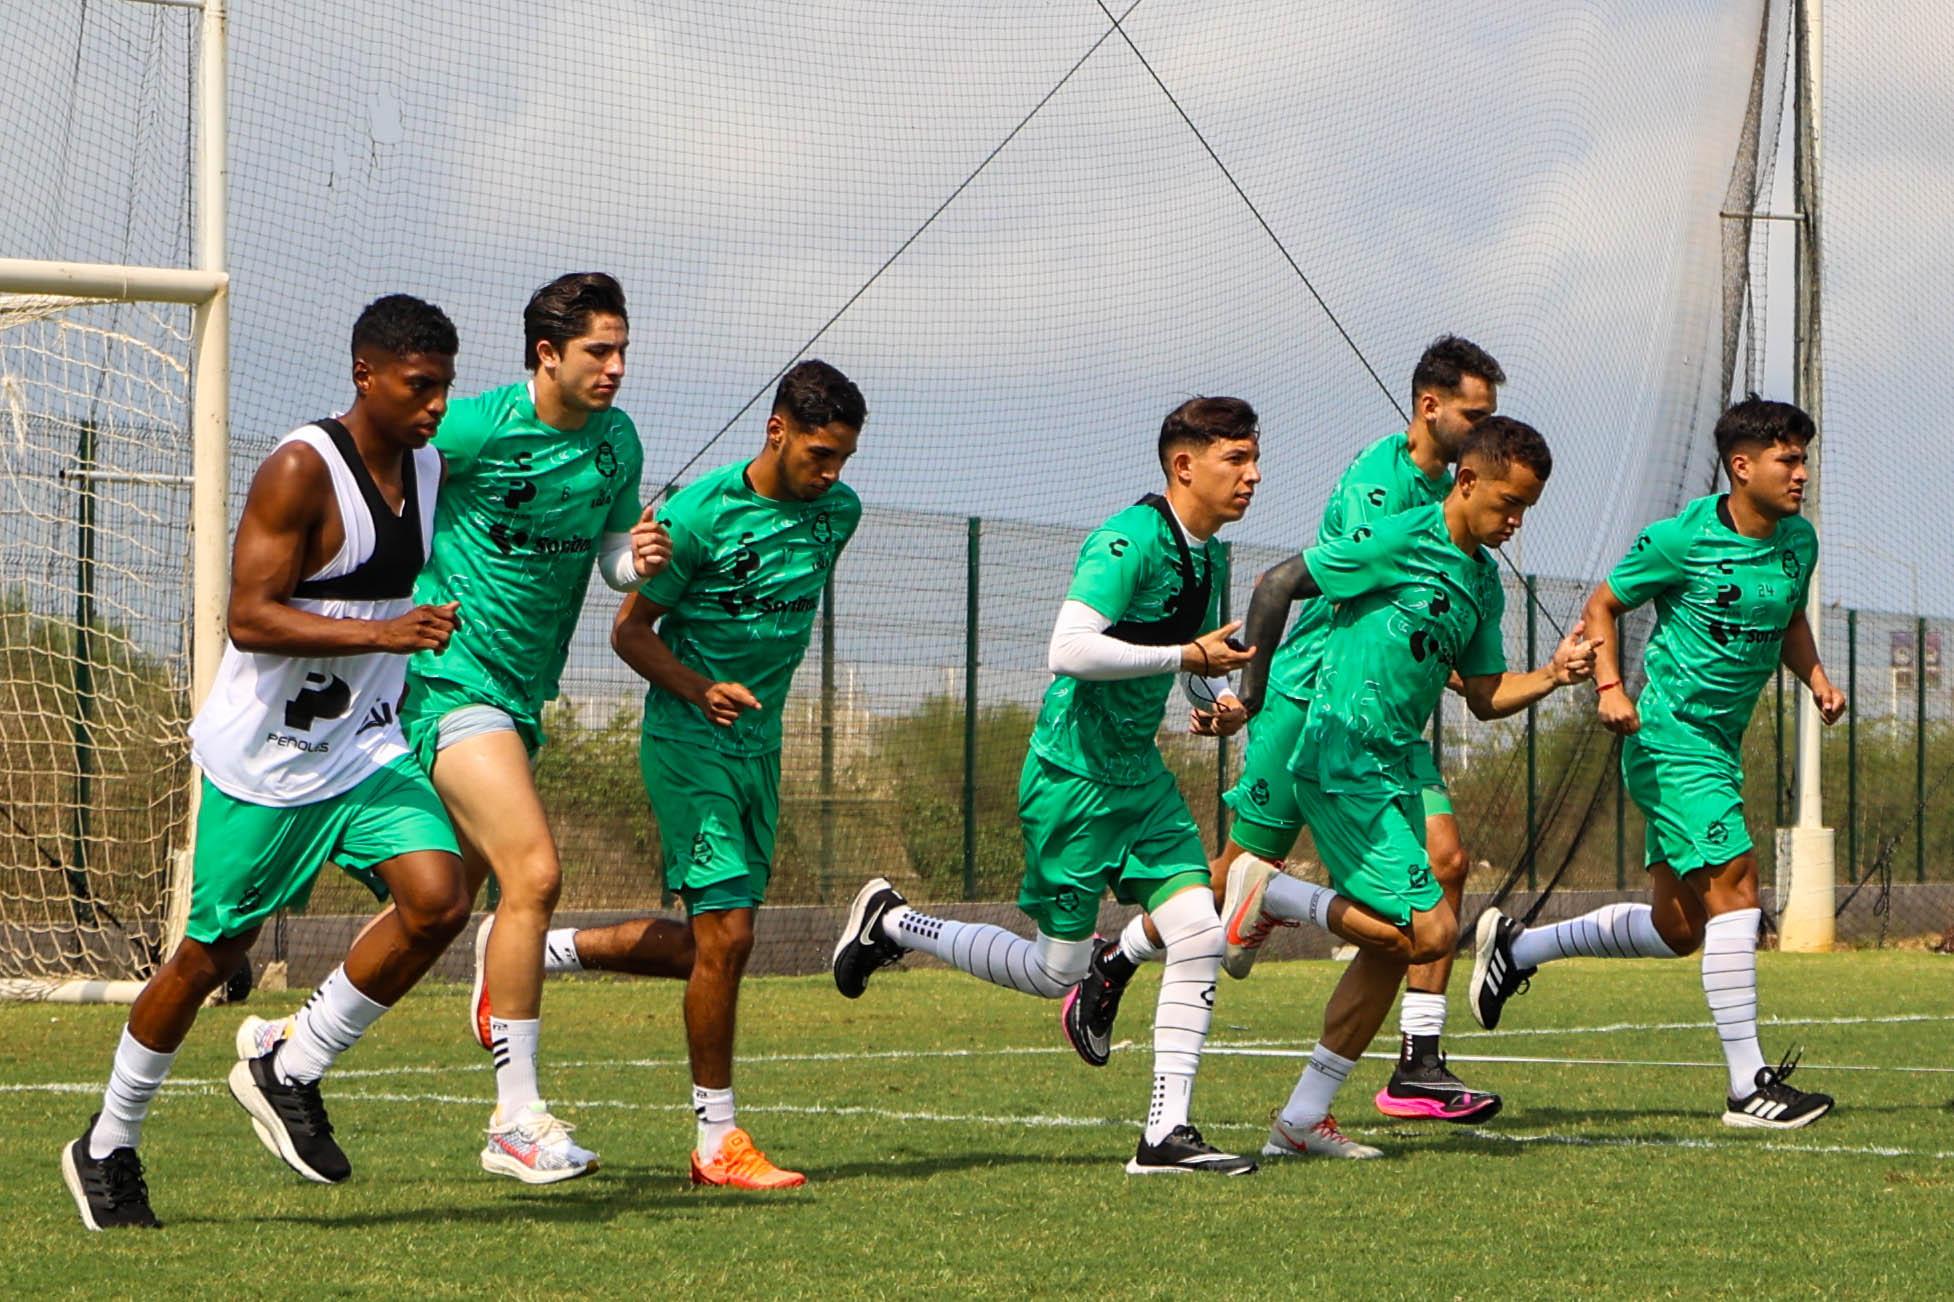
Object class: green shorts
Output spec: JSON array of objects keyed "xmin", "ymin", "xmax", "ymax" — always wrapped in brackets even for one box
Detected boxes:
[
  {"xmin": 186, "ymin": 754, "xmax": 458, "ymax": 943},
  {"xmin": 1224, "ymin": 694, "xmax": 1451, "ymax": 861},
  {"xmin": 400, "ymin": 674, "xmax": 543, "ymax": 775},
  {"xmin": 1292, "ymin": 772, "xmax": 1438, "ymax": 926},
  {"xmin": 1016, "ymin": 752, "xmax": 1210, "ymax": 941},
  {"xmin": 1622, "ymin": 731, "xmax": 1751, "ymax": 875},
  {"xmin": 643, "ymin": 736, "xmax": 779, "ymax": 915}
]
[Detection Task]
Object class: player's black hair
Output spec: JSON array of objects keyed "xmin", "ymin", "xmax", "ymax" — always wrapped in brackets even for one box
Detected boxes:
[
  {"xmin": 1158, "ymin": 396, "xmax": 1259, "ymax": 469},
  {"xmin": 772, "ymin": 359, "xmax": 867, "ymax": 430},
  {"xmin": 1460, "ymin": 415, "xmax": 1552, "ymax": 481},
  {"xmin": 523, "ymin": 271, "xmax": 628, "ymax": 370},
  {"xmin": 1411, "ymin": 334, "xmax": 1506, "ymax": 400},
  {"xmin": 350, "ymin": 294, "xmax": 457, "ymax": 361},
  {"xmin": 1714, "ymin": 393, "xmax": 1814, "ymax": 464}
]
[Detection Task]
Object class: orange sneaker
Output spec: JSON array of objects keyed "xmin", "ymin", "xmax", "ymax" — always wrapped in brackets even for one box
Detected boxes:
[{"xmin": 689, "ymin": 1128, "xmax": 806, "ymax": 1189}]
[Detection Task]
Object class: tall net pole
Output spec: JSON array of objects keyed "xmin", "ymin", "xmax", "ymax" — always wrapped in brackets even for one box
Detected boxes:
[{"xmin": 1781, "ymin": 0, "xmax": 1835, "ymax": 951}]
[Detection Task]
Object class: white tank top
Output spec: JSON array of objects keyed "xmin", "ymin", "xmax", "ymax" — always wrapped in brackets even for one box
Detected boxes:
[{"xmin": 189, "ymin": 420, "xmax": 441, "ymax": 806}]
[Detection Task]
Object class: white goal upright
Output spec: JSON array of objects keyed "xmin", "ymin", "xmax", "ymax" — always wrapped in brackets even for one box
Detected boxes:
[{"xmin": 0, "ymin": 0, "xmax": 229, "ymax": 1000}]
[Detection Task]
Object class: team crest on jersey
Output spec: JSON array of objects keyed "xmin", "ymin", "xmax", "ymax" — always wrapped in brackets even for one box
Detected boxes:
[
  {"xmin": 594, "ymin": 441, "xmax": 617, "ymax": 478},
  {"xmin": 690, "ymin": 832, "xmax": 713, "ymax": 865},
  {"xmin": 811, "ymin": 510, "xmax": 833, "ymax": 543},
  {"xmin": 1781, "ymin": 549, "xmax": 1801, "ymax": 579},
  {"xmin": 1249, "ymin": 778, "xmax": 1270, "ymax": 807},
  {"xmin": 1705, "ymin": 821, "xmax": 1730, "ymax": 846}
]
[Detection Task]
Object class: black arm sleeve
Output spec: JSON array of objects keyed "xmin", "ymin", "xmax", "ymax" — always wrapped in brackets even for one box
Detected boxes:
[{"xmin": 1236, "ymin": 555, "xmax": 1320, "ymax": 717}]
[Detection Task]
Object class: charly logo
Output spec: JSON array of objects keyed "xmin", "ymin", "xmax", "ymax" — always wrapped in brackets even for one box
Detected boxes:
[
  {"xmin": 1249, "ymin": 778, "xmax": 1270, "ymax": 807},
  {"xmin": 1366, "ymin": 486, "xmax": 1387, "ymax": 507},
  {"xmin": 284, "ymin": 672, "xmax": 352, "ymax": 731},
  {"xmin": 595, "ymin": 441, "xmax": 618, "ymax": 479},
  {"xmin": 1408, "ymin": 589, "xmax": 1453, "ymax": 663},
  {"xmin": 1108, "ymin": 537, "xmax": 1130, "ymax": 558}
]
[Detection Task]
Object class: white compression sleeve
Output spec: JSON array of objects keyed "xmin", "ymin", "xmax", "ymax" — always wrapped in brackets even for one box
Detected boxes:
[
  {"xmin": 1047, "ymin": 599, "xmax": 1181, "ymax": 680},
  {"xmin": 597, "ymin": 531, "xmax": 641, "ymax": 591}
]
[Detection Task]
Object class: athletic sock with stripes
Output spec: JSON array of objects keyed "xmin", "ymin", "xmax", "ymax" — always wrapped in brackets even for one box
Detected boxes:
[
  {"xmin": 887, "ymin": 907, "xmax": 1093, "ymax": 999},
  {"xmin": 1702, "ymin": 908, "xmax": 1768, "ymax": 1097},
  {"xmin": 275, "ymin": 964, "xmax": 388, "ymax": 1085},
  {"xmin": 1144, "ymin": 889, "xmax": 1223, "ymax": 1143},
  {"xmin": 1509, "ymin": 902, "xmax": 1677, "ymax": 968},
  {"xmin": 1279, "ymin": 1043, "xmax": 1356, "ymax": 1131},
  {"xmin": 487, "ymin": 1016, "xmax": 543, "ymax": 1116}
]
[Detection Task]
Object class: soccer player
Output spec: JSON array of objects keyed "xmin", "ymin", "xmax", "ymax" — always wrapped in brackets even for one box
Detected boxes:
[
  {"xmin": 610, "ymin": 359, "xmax": 866, "ymax": 1189},
  {"xmin": 61, "ymin": 295, "xmax": 472, "ymax": 1230},
  {"xmin": 1469, "ymin": 396, "xmax": 1843, "ymax": 1130},
  {"xmin": 834, "ymin": 397, "xmax": 1261, "ymax": 1176},
  {"xmin": 1222, "ymin": 416, "xmax": 1594, "ymax": 1158},
  {"xmin": 1065, "ymin": 336, "xmax": 1509, "ymax": 1127},
  {"xmin": 255, "ymin": 273, "xmax": 668, "ymax": 1181}
]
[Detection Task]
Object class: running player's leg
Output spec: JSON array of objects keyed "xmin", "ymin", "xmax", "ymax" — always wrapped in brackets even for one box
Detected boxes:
[
  {"xmin": 231, "ymin": 759, "xmax": 468, "ymax": 1184},
  {"xmin": 1263, "ymin": 782, "xmax": 1447, "ymax": 1159},
  {"xmin": 1374, "ymin": 790, "xmax": 1501, "ymax": 1124},
  {"xmin": 551, "ymin": 916, "xmax": 696, "ymax": 978},
  {"xmin": 837, "ymin": 753, "xmax": 1101, "ymax": 1002},
  {"xmin": 427, "ymin": 728, "xmax": 570, "ymax": 1149},
  {"xmin": 1118, "ymin": 788, "xmax": 1254, "ymax": 1175}
]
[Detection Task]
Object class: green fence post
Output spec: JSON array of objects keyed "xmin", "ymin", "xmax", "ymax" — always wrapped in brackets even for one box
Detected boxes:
[
  {"xmin": 1525, "ymin": 574, "xmax": 1537, "ymax": 891},
  {"xmin": 1215, "ymin": 542, "xmax": 1232, "ymax": 854},
  {"xmin": 1847, "ymin": 608, "xmax": 1857, "ymax": 883},
  {"xmin": 1773, "ymin": 667, "xmax": 1786, "ymax": 829},
  {"xmin": 1917, "ymin": 616, "xmax": 1928, "ymax": 884},
  {"xmin": 964, "ymin": 517, "xmax": 980, "ymax": 900},
  {"xmin": 819, "ymin": 568, "xmax": 836, "ymax": 900}
]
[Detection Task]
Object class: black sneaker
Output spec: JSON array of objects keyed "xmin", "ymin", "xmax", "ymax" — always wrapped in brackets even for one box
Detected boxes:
[
  {"xmin": 1126, "ymin": 1124, "xmax": 1257, "ymax": 1176},
  {"xmin": 833, "ymin": 876, "xmax": 906, "ymax": 999},
  {"xmin": 61, "ymin": 1116, "xmax": 161, "ymax": 1230},
  {"xmin": 1468, "ymin": 909, "xmax": 1535, "ymax": 1031},
  {"xmin": 227, "ymin": 1051, "xmax": 351, "ymax": 1183},
  {"xmin": 1374, "ymin": 1044, "xmax": 1503, "ymax": 1124},
  {"xmin": 1061, "ymin": 937, "xmax": 1135, "ymax": 1068},
  {"xmin": 1723, "ymin": 1049, "xmax": 1834, "ymax": 1130}
]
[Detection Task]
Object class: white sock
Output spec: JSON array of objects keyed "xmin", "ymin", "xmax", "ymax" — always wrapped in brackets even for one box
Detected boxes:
[
  {"xmin": 889, "ymin": 908, "xmax": 1091, "ymax": 999},
  {"xmin": 1510, "ymin": 902, "xmax": 1678, "ymax": 968},
  {"xmin": 1702, "ymin": 908, "xmax": 1768, "ymax": 1097},
  {"xmin": 1263, "ymin": 874, "xmax": 1335, "ymax": 930},
  {"xmin": 488, "ymin": 1017, "xmax": 543, "ymax": 1116},
  {"xmin": 1144, "ymin": 890, "xmax": 1224, "ymax": 1143},
  {"xmin": 693, "ymin": 1084, "xmax": 736, "ymax": 1160},
  {"xmin": 89, "ymin": 1027, "xmax": 175, "ymax": 1158},
  {"xmin": 1279, "ymin": 1044, "xmax": 1356, "ymax": 1130},
  {"xmin": 1118, "ymin": 913, "xmax": 1164, "ymax": 965},
  {"xmin": 274, "ymin": 965, "xmax": 388, "ymax": 1085},
  {"xmin": 1399, "ymin": 991, "xmax": 1447, "ymax": 1039},
  {"xmin": 542, "ymin": 929, "xmax": 584, "ymax": 974}
]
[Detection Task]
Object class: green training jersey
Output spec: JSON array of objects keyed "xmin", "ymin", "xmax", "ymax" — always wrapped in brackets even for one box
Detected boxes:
[
  {"xmin": 410, "ymin": 382, "xmax": 645, "ymax": 718},
  {"xmin": 638, "ymin": 459, "xmax": 860, "ymax": 757},
  {"xmin": 1030, "ymin": 500, "xmax": 1224, "ymax": 788},
  {"xmin": 1606, "ymin": 494, "xmax": 1816, "ymax": 754},
  {"xmin": 1267, "ymin": 432, "xmax": 1452, "ymax": 703},
  {"xmin": 1300, "ymin": 502, "xmax": 1505, "ymax": 795}
]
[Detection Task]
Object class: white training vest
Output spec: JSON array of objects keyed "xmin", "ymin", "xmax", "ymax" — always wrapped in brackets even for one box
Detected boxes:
[{"xmin": 189, "ymin": 421, "xmax": 441, "ymax": 806}]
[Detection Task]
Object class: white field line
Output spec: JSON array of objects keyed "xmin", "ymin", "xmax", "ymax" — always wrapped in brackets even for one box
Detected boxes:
[{"xmin": 11, "ymin": 1080, "xmax": 1954, "ymax": 1162}]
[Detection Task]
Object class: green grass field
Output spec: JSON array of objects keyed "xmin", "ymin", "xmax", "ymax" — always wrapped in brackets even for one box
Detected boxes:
[{"xmin": 6, "ymin": 952, "xmax": 1951, "ymax": 1297}]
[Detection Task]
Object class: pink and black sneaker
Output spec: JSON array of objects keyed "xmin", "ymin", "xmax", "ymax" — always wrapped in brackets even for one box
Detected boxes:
[{"xmin": 1373, "ymin": 1038, "xmax": 1502, "ymax": 1124}]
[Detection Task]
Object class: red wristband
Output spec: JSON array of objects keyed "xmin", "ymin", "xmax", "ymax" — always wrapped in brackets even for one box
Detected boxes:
[{"xmin": 1595, "ymin": 680, "xmax": 1622, "ymax": 695}]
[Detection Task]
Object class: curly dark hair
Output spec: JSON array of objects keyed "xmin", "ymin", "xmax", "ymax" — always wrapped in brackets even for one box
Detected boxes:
[
  {"xmin": 772, "ymin": 359, "xmax": 867, "ymax": 430},
  {"xmin": 350, "ymin": 294, "xmax": 457, "ymax": 361},
  {"xmin": 1411, "ymin": 334, "xmax": 1506, "ymax": 401}
]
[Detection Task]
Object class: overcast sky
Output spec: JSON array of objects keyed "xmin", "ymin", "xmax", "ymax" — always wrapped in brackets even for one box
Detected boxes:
[{"xmin": 4, "ymin": 0, "xmax": 1949, "ymax": 618}]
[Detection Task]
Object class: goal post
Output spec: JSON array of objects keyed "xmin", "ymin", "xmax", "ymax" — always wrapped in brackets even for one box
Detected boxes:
[{"xmin": 0, "ymin": 0, "xmax": 228, "ymax": 1000}]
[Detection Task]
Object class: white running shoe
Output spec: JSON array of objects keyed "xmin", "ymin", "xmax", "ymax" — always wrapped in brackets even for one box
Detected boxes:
[
  {"xmin": 1221, "ymin": 855, "xmax": 1289, "ymax": 980},
  {"xmin": 1260, "ymin": 1111, "xmax": 1383, "ymax": 1160},
  {"xmin": 234, "ymin": 1013, "xmax": 294, "ymax": 1063},
  {"xmin": 469, "ymin": 913, "xmax": 495, "ymax": 1051},
  {"xmin": 480, "ymin": 1104, "xmax": 598, "ymax": 1184}
]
